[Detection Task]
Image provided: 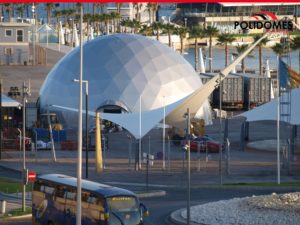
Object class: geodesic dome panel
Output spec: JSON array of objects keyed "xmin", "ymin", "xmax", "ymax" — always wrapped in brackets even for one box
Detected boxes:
[{"xmin": 39, "ymin": 34, "xmax": 211, "ymax": 128}]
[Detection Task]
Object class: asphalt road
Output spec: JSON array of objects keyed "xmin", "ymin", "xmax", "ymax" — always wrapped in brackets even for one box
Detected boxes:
[
  {"xmin": 0, "ymin": 166, "xmax": 21, "ymax": 180},
  {"xmin": 2, "ymin": 184, "xmax": 298, "ymax": 225}
]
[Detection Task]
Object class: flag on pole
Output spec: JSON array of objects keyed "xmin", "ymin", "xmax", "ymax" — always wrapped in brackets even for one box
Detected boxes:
[{"xmin": 279, "ymin": 58, "xmax": 300, "ymax": 89}]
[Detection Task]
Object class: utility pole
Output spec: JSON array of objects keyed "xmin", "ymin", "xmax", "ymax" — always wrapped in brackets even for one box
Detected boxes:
[
  {"xmin": 22, "ymin": 81, "xmax": 30, "ymax": 212},
  {"xmin": 76, "ymin": 4, "xmax": 83, "ymax": 225},
  {"xmin": 219, "ymin": 73, "xmax": 223, "ymax": 185},
  {"xmin": 186, "ymin": 108, "xmax": 191, "ymax": 225},
  {"xmin": 32, "ymin": 3, "xmax": 36, "ymax": 66},
  {"xmin": 0, "ymin": 81, "xmax": 2, "ymax": 160}
]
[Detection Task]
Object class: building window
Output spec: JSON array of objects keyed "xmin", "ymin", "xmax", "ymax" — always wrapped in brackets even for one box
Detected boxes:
[
  {"xmin": 16, "ymin": 30, "xmax": 24, "ymax": 42},
  {"xmin": 4, "ymin": 48, "xmax": 13, "ymax": 55},
  {"xmin": 5, "ymin": 29, "xmax": 12, "ymax": 37}
]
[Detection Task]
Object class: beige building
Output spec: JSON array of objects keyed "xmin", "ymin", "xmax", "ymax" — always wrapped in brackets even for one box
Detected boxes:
[{"xmin": 0, "ymin": 22, "xmax": 31, "ymax": 65}]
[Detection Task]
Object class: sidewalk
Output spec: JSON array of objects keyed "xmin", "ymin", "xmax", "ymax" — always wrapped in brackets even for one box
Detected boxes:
[{"xmin": 0, "ymin": 192, "xmax": 31, "ymax": 218}]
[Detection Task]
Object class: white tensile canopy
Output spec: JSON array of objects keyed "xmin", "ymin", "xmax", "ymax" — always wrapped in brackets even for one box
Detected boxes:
[
  {"xmin": 2, "ymin": 95, "xmax": 21, "ymax": 107},
  {"xmin": 238, "ymin": 87, "xmax": 300, "ymax": 125},
  {"xmin": 52, "ymin": 31, "xmax": 270, "ymax": 139}
]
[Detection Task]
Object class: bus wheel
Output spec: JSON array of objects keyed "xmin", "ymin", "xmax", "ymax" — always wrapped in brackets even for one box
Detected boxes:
[{"xmin": 47, "ymin": 221, "xmax": 54, "ymax": 225}]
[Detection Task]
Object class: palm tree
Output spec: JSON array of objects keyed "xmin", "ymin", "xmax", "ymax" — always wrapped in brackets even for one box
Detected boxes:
[
  {"xmin": 115, "ymin": 3, "xmax": 122, "ymax": 32},
  {"xmin": 253, "ymin": 34, "xmax": 269, "ymax": 75},
  {"xmin": 45, "ymin": 3, "xmax": 54, "ymax": 24},
  {"xmin": 83, "ymin": 13, "xmax": 93, "ymax": 36},
  {"xmin": 133, "ymin": 3, "xmax": 142, "ymax": 21},
  {"xmin": 152, "ymin": 22, "xmax": 163, "ymax": 41},
  {"xmin": 271, "ymin": 43, "xmax": 288, "ymax": 57},
  {"xmin": 189, "ymin": 26, "xmax": 205, "ymax": 71},
  {"xmin": 217, "ymin": 33, "xmax": 236, "ymax": 66},
  {"xmin": 146, "ymin": 3, "xmax": 159, "ymax": 23},
  {"xmin": 15, "ymin": 4, "xmax": 24, "ymax": 18},
  {"xmin": 151, "ymin": 3, "xmax": 159, "ymax": 22},
  {"xmin": 145, "ymin": 3, "xmax": 152, "ymax": 23},
  {"xmin": 53, "ymin": 10, "xmax": 62, "ymax": 25},
  {"xmin": 94, "ymin": 3, "xmax": 106, "ymax": 14},
  {"xmin": 139, "ymin": 24, "xmax": 152, "ymax": 36},
  {"xmin": 130, "ymin": 19, "xmax": 141, "ymax": 34},
  {"xmin": 235, "ymin": 44, "xmax": 251, "ymax": 74},
  {"xmin": 174, "ymin": 27, "xmax": 188, "ymax": 54},
  {"xmin": 291, "ymin": 36, "xmax": 300, "ymax": 72},
  {"xmin": 163, "ymin": 23, "xmax": 175, "ymax": 47},
  {"xmin": 109, "ymin": 12, "xmax": 120, "ymax": 33},
  {"xmin": 205, "ymin": 26, "xmax": 219, "ymax": 72}
]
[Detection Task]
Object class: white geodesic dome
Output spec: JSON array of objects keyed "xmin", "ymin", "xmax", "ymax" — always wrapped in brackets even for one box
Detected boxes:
[{"xmin": 39, "ymin": 33, "xmax": 211, "ymax": 130}]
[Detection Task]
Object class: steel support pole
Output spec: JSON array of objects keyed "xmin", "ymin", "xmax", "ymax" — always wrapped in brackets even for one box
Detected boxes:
[
  {"xmin": 0, "ymin": 82, "xmax": 2, "ymax": 160},
  {"xmin": 76, "ymin": 5, "xmax": 83, "ymax": 225},
  {"xmin": 85, "ymin": 83, "xmax": 88, "ymax": 178},
  {"xmin": 219, "ymin": 74, "xmax": 223, "ymax": 185},
  {"xmin": 163, "ymin": 96, "xmax": 166, "ymax": 170},
  {"xmin": 186, "ymin": 108, "xmax": 190, "ymax": 225},
  {"xmin": 22, "ymin": 82, "xmax": 26, "ymax": 212}
]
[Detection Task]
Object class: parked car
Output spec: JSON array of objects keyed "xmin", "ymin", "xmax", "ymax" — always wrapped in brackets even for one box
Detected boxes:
[
  {"xmin": 35, "ymin": 140, "xmax": 52, "ymax": 150},
  {"xmin": 182, "ymin": 135, "xmax": 222, "ymax": 153}
]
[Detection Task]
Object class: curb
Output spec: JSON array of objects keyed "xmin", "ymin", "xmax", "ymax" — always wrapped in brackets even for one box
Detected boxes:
[
  {"xmin": 169, "ymin": 209, "xmax": 202, "ymax": 225},
  {"xmin": 1, "ymin": 214, "xmax": 32, "ymax": 220},
  {"xmin": 136, "ymin": 190, "xmax": 166, "ymax": 198},
  {"xmin": 0, "ymin": 164, "xmax": 20, "ymax": 173}
]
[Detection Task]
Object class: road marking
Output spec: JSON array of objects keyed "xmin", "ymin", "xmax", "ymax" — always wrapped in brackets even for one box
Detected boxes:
[{"xmin": 105, "ymin": 181, "xmax": 174, "ymax": 188}]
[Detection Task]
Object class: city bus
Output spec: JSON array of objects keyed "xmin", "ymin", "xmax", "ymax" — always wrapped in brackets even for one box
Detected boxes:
[{"xmin": 32, "ymin": 174, "xmax": 149, "ymax": 225}]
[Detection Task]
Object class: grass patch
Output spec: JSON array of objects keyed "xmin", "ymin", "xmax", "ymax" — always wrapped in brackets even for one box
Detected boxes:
[
  {"xmin": 224, "ymin": 182, "xmax": 300, "ymax": 187},
  {"xmin": 3, "ymin": 207, "xmax": 31, "ymax": 218},
  {"xmin": 0, "ymin": 178, "xmax": 32, "ymax": 193}
]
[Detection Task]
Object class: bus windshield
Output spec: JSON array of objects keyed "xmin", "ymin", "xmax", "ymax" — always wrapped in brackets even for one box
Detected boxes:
[{"xmin": 106, "ymin": 196, "xmax": 140, "ymax": 225}]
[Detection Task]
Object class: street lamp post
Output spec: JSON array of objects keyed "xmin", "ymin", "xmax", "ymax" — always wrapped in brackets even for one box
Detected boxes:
[
  {"xmin": 162, "ymin": 96, "xmax": 166, "ymax": 170},
  {"xmin": 76, "ymin": 5, "xmax": 83, "ymax": 225},
  {"xmin": 185, "ymin": 108, "xmax": 191, "ymax": 225},
  {"xmin": 32, "ymin": 3, "xmax": 36, "ymax": 66},
  {"xmin": 0, "ymin": 81, "xmax": 2, "ymax": 160},
  {"xmin": 219, "ymin": 73, "xmax": 223, "ymax": 185},
  {"xmin": 74, "ymin": 79, "xmax": 89, "ymax": 178},
  {"xmin": 22, "ymin": 81, "xmax": 30, "ymax": 212},
  {"xmin": 184, "ymin": 18, "xmax": 187, "ymax": 28}
]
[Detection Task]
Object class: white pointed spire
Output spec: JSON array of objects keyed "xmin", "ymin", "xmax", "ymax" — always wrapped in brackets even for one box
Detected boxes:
[
  {"xmin": 265, "ymin": 59, "xmax": 274, "ymax": 99},
  {"xmin": 199, "ymin": 48, "xmax": 205, "ymax": 74},
  {"xmin": 59, "ymin": 21, "xmax": 65, "ymax": 45},
  {"xmin": 73, "ymin": 24, "xmax": 79, "ymax": 47},
  {"xmin": 231, "ymin": 54, "xmax": 236, "ymax": 73}
]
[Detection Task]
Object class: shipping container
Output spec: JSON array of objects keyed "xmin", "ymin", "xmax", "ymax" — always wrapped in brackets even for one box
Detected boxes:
[
  {"xmin": 213, "ymin": 75, "xmax": 244, "ymax": 109},
  {"xmin": 245, "ymin": 77, "xmax": 272, "ymax": 109}
]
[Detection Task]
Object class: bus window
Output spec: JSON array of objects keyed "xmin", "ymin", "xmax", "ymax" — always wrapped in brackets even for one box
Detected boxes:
[
  {"xmin": 55, "ymin": 186, "xmax": 65, "ymax": 198},
  {"xmin": 107, "ymin": 197, "xmax": 138, "ymax": 212},
  {"xmin": 86, "ymin": 194, "xmax": 105, "ymax": 222},
  {"xmin": 41, "ymin": 185, "xmax": 55, "ymax": 195},
  {"xmin": 64, "ymin": 191, "xmax": 76, "ymax": 200},
  {"xmin": 106, "ymin": 197, "xmax": 140, "ymax": 225},
  {"xmin": 64, "ymin": 188, "xmax": 77, "ymax": 224}
]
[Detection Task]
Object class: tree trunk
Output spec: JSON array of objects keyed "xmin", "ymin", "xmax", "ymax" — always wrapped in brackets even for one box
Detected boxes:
[
  {"xmin": 148, "ymin": 10, "xmax": 151, "ymax": 24},
  {"xmin": 168, "ymin": 32, "xmax": 171, "ymax": 47},
  {"xmin": 225, "ymin": 43, "xmax": 228, "ymax": 66},
  {"xmin": 156, "ymin": 30, "xmax": 159, "ymax": 41},
  {"xmin": 180, "ymin": 37, "xmax": 183, "ymax": 54}
]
